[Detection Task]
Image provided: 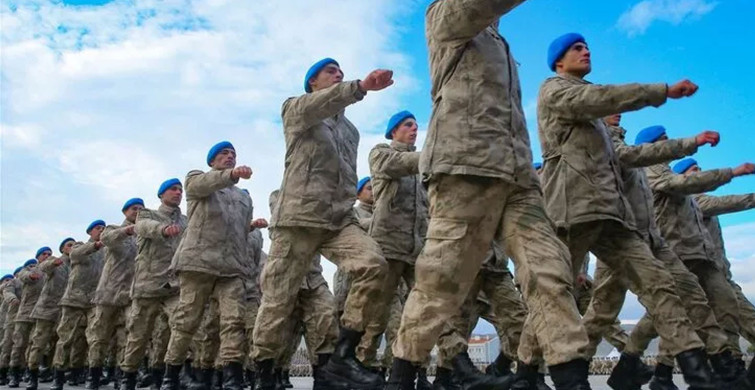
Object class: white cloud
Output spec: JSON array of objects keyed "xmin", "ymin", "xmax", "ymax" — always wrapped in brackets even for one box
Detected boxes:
[{"xmin": 617, "ymin": 0, "xmax": 718, "ymax": 36}]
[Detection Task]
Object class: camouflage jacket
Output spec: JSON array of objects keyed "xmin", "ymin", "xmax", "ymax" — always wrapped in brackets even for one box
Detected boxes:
[
  {"xmin": 693, "ymin": 193, "xmax": 755, "ymax": 277},
  {"xmin": 272, "ymin": 80, "xmax": 366, "ymax": 231},
  {"xmin": 31, "ymin": 254, "xmax": 70, "ymax": 321},
  {"xmin": 15, "ymin": 264, "xmax": 45, "ymax": 322},
  {"xmin": 422, "ymin": 0, "xmax": 538, "ymax": 187},
  {"xmin": 94, "ymin": 219, "xmax": 137, "ymax": 307},
  {"xmin": 244, "ymin": 228, "xmax": 264, "ymax": 301},
  {"xmin": 354, "ymin": 203, "xmax": 373, "ymax": 231},
  {"xmin": 368, "ymin": 141, "xmax": 428, "ymax": 263},
  {"xmin": 645, "ymin": 164, "xmax": 733, "ymax": 263},
  {"xmin": 538, "ymin": 73, "xmax": 667, "ymax": 229},
  {"xmin": 608, "ymin": 125, "xmax": 698, "ymax": 247},
  {"xmin": 61, "ymin": 239, "xmax": 105, "ymax": 308},
  {"xmin": 132, "ymin": 205, "xmax": 187, "ymax": 298},
  {"xmin": 172, "ymin": 169, "xmax": 254, "ymax": 278},
  {"xmin": 0, "ymin": 279, "xmax": 21, "ymax": 328}
]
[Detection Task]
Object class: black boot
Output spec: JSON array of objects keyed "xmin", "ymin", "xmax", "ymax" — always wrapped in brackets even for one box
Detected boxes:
[
  {"xmin": 50, "ymin": 369, "xmax": 66, "ymax": 390},
  {"xmin": 102, "ymin": 366, "xmax": 113, "ymax": 385},
  {"xmin": 40, "ymin": 365, "xmax": 53, "ymax": 383},
  {"xmin": 280, "ymin": 370, "xmax": 292, "ymax": 389},
  {"xmin": 86, "ymin": 366, "xmax": 102, "ymax": 390},
  {"xmin": 186, "ymin": 367, "xmax": 207, "ymax": 390},
  {"xmin": 649, "ymin": 364, "xmax": 678, "ymax": 390},
  {"xmin": 486, "ymin": 354, "xmax": 514, "ymax": 379},
  {"xmin": 151, "ymin": 366, "xmax": 165, "ymax": 390},
  {"xmin": 25, "ymin": 369, "xmax": 39, "ymax": 390},
  {"xmin": 451, "ymin": 351, "xmax": 513, "ymax": 390},
  {"xmin": 211, "ymin": 369, "xmax": 223, "ymax": 390},
  {"xmin": 607, "ymin": 353, "xmax": 650, "ymax": 390},
  {"xmin": 748, "ymin": 360, "xmax": 755, "ymax": 389},
  {"xmin": 432, "ymin": 367, "xmax": 460, "ymax": 390},
  {"xmin": 511, "ymin": 361, "xmax": 538, "ymax": 390},
  {"xmin": 138, "ymin": 358, "xmax": 153, "ymax": 388},
  {"xmin": 159, "ymin": 364, "xmax": 182, "ymax": 390},
  {"xmin": 0, "ymin": 366, "xmax": 8, "ymax": 385},
  {"xmin": 385, "ymin": 358, "xmax": 417, "ymax": 390},
  {"xmin": 312, "ymin": 354, "xmax": 344, "ymax": 390},
  {"xmin": 9, "ymin": 366, "xmax": 22, "ymax": 388},
  {"xmin": 180, "ymin": 361, "xmax": 194, "ymax": 390},
  {"xmin": 221, "ymin": 362, "xmax": 244, "ymax": 390},
  {"xmin": 710, "ymin": 351, "xmax": 748, "ymax": 389},
  {"xmin": 273, "ymin": 368, "xmax": 284, "ymax": 390},
  {"xmin": 318, "ymin": 328, "xmax": 383, "ymax": 389},
  {"xmin": 675, "ymin": 349, "xmax": 716, "ymax": 390},
  {"xmin": 548, "ymin": 359, "xmax": 591, "ymax": 390},
  {"xmin": 120, "ymin": 371, "xmax": 137, "ymax": 390},
  {"xmin": 254, "ymin": 360, "xmax": 276, "ymax": 390},
  {"xmin": 535, "ymin": 373, "xmax": 552, "ymax": 390},
  {"xmin": 113, "ymin": 367, "xmax": 123, "ymax": 389},
  {"xmin": 416, "ymin": 367, "xmax": 432, "ymax": 390},
  {"xmin": 245, "ymin": 369, "xmax": 255, "ymax": 390},
  {"xmin": 68, "ymin": 367, "xmax": 83, "ymax": 386}
]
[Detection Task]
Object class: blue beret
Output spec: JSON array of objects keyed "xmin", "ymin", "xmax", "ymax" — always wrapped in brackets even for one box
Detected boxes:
[
  {"xmin": 23, "ymin": 259, "xmax": 37, "ymax": 268},
  {"xmin": 533, "ymin": 162, "xmax": 543, "ymax": 170},
  {"xmin": 241, "ymin": 189, "xmax": 250, "ymax": 195},
  {"xmin": 634, "ymin": 125, "xmax": 667, "ymax": 145},
  {"xmin": 673, "ymin": 158, "xmax": 698, "ymax": 174},
  {"xmin": 207, "ymin": 141, "xmax": 234, "ymax": 166},
  {"xmin": 1, "ymin": 274, "xmax": 12, "ymax": 281},
  {"xmin": 357, "ymin": 177, "xmax": 371, "ymax": 194},
  {"xmin": 59, "ymin": 237, "xmax": 75, "ymax": 253},
  {"xmin": 12, "ymin": 267, "xmax": 22, "ymax": 276},
  {"xmin": 122, "ymin": 197, "xmax": 144, "ymax": 212},
  {"xmin": 304, "ymin": 58, "xmax": 339, "ymax": 93},
  {"xmin": 35, "ymin": 246, "xmax": 52, "ymax": 259},
  {"xmin": 385, "ymin": 110, "xmax": 416, "ymax": 140},
  {"xmin": 158, "ymin": 178, "xmax": 182, "ymax": 198},
  {"xmin": 86, "ymin": 219, "xmax": 106, "ymax": 234},
  {"xmin": 548, "ymin": 33, "xmax": 586, "ymax": 71}
]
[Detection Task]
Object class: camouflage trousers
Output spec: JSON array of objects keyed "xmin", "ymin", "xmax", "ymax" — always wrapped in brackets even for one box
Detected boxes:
[
  {"xmin": 9, "ymin": 321, "xmax": 33, "ymax": 367},
  {"xmin": 0, "ymin": 306, "xmax": 19, "ymax": 368},
  {"xmin": 380, "ymin": 292, "xmax": 404, "ymax": 369},
  {"xmin": 394, "ymin": 175, "xmax": 589, "ymax": 366},
  {"xmin": 332, "ymin": 268, "xmax": 351, "ymax": 316},
  {"xmin": 53, "ymin": 306, "xmax": 94, "ymax": 369},
  {"xmin": 253, "ymin": 224, "xmax": 387, "ymax": 361},
  {"xmin": 574, "ymin": 278, "xmax": 627, "ymax": 352},
  {"xmin": 732, "ymin": 282, "xmax": 755, "ymax": 345},
  {"xmin": 243, "ymin": 298, "xmax": 260, "ymax": 370},
  {"xmin": 27, "ymin": 319, "xmax": 58, "ymax": 369},
  {"xmin": 194, "ymin": 298, "xmax": 220, "ymax": 369},
  {"xmin": 279, "ymin": 323, "xmax": 303, "ymax": 369},
  {"xmin": 164, "ymin": 271, "xmax": 246, "ymax": 365},
  {"xmin": 87, "ymin": 304, "xmax": 129, "ymax": 367},
  {"xmin": 120, "ymin": 295, "xmax": 179, "ymax": 372}
]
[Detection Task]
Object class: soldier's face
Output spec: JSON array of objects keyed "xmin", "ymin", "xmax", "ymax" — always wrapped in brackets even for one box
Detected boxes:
[
  {"xmin": 211, "ymin": 149, "xmax": 237, "ymax": 170},
  {"xmin": 309, "ymin": 64, "xmax": 344, "ymax": 92},
  {"xmin": 37, "ymin": 251, "xmax": 52, "ymax": 263},
  {"xmin": 90, "ymin": 225, "xmax": 105, "ymax": 241},
  {"xmin": 62, "ymin": 241, "xmax": 75, "ymax": 255},
  {"xmin": 684, "ymin": 165, "xmax": 701, "ymax": 176},
  {"xmin": 123, "ymin": 204, "xmax": 144, "ymax": 223},
  {"xmin": 357, "ymin": 182, "xmax": 373, "ymax": 205},
  {"xmin": 161, "ymin": 185, "xmax": 183, "ymax": 208},
  {"xmin": 558, "ymin": 42, "xmax": 591, "ymax": 77},
  {"xmin": 604, "ymin": 114, "xmax": 621, "ymax": 127},
  {"xmin": 392, "ymin": 118, "xmax": 418, "ymax": 146}
]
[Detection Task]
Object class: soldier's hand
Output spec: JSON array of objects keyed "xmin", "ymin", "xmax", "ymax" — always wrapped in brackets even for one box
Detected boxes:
[
  {"xmin": 94, "ymin": 241, "xmax": 104, "ymax": 250},
  {"xmin": 163, "ymin": 224, "xmax": 182, "ymax": 237},
  {"xmin": 30, "ymin": 273, "xmax": 41, "ymax": 281},
  {"xmin": 667, "ymin": 80, "xmax": 698, "ymax": 99},
  {"xmin": 575, "ymin": 273, "xmax": 589, "ymax": 288},
  {"xmin": 232, "ymin": 166, "xmax": 253, "ymax": 180},
  {"xmin": 125, "ymin": 225, "xmax": 136, "ymax": 236},
  {"xmin": 251, "ymin": 218, "xmax": 269, "ymax": 229},
  {"xmin": 359, "ymin": 69, "xmax": 394, "ymax": 91},
  {"xmin": 54, "ymin": 258, "xmax": 63, "ymax": 266},
  {"xmin": 695, "ymin": 131, "xmax": 720, "ymax": 147},
  {"xmin": 733, "ymin": 162, "xmax": 755, "ymax": 177}
]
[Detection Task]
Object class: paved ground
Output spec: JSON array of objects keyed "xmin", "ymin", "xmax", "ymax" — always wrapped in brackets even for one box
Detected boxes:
[{"xmin": 18, "ymin": 375, "xmax": 690, "ymax": 389}]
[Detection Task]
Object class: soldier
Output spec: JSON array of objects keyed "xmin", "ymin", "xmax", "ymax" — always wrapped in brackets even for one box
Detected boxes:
[
  {"xmin": 387, "ymin": 3, "xmax": 591, "ymax": 389},
  {"xmin": 120, "ymin": 179, "xmax": 187, "ymax": 390},
  {"xmin": 86, "ymin": 198, "xmax": 143, "ymax": 389},
  {"xmin": 537, "ymin": 32, "xmax": 720, "ymax": 389},
  {"xmin": 252, "ymin": 58, "xmax": 391, "ymax": 390},
  {"xmin": 51, "ymin": 220, "xmax": 106, "ymax": 390},
  {"xmin": 0, "ymin": 275, "xmax": 13, "ymax": 385},
  {"xmin": 25, "ymin": 239, "xmax": 73, "ymax": 390},
  {"xmin": 7, "ymin": 259, "xmax": 43, "ymax": 388},
  {"xmin": 159, "ymin": 141, "xmax": 254, "ymax": 390},
  {"xmin": 0, "ymin": 270, "xmax": 23, "ymax": 385},
  {"xmin": 241, "ymin": 221, "xmax": 266, "ymax": 390}
]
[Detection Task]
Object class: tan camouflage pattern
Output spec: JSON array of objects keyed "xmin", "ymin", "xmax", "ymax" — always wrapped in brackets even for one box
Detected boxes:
[
  {"xmin": 26, "ymin": 319, "xmax": 56, "ymax": 368},
  {"xmin": 31, "ymin": 254, "xmax": 70, "ymax": 322},
  {"xmin": 132, "ymin": 205, "xmax": 187, "ymax": 298},
  {"xmin": 87, "ymin": 304, "xmax": 128, "ymax": 367},
  {"xmin": 14, "ymin": 264, "xmax": 45, "ymax": 323},
  {"xmin": 62, "ymin": 239, "xmax": 105, "ymax": 309},
  {"xmin": 9, "ymin": 321, "xmax": 33, "ymax": 366},
  {"xmin": 95, "ymin": 220, "xmax": 137, "ymax": 306},
  {"xmin": 119, "ymin": 295, "xmax": 179, "ymax": 372},
  {"xmin": 53, "ymin": 306, "xmax": 94, "ymax": 369}
]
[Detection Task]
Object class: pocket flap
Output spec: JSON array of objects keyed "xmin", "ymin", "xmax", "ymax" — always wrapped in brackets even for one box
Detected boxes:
[{"xmin": 425, "ymin": 218, "xmax": 467, "ymax": 240}]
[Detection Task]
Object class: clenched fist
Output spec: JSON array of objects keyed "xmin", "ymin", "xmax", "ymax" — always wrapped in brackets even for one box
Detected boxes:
[
  {"xmin": 359, "ymin": 69, "xmax": 394, "ymax": 92},
  {"xmin": 232, "ymin": 166, "xmax": 253, "ymax": 180},
  {"xmin": 694, "ymin": 131, "xmax": 719, "ymax": 147},
  {"xmin": 667, "ymin": 80, "xmax": 698, "ymax": 99}
]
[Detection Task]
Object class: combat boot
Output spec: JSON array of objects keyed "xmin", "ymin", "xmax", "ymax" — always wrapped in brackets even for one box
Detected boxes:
[
  {"xmin": 221, "ymin": 362, "xmax": 244, "ymax": 390},
  {"xmin": 119, "ymin": 371, "xmax": 137, "ymax": 390},
  {"xmin": 385, "ymin": 358, "xmax": 417, "ymax": 390},
  {"xmin": 158, "ymin": 364, "xmax": 182, "ymax": 390},
  {"xmin": 254, "ymin": 360, "xmax": 276, "ymax": 390},
  {"xmin": 273, "ymin": 368, "xmax": 285, "ymax": 390},
  {"xmin": 50, "ymin": 369, "xmax": 66, "ymax": 390},
  {"xmin": 607, "ymin": 353, "xmax": 650, "ymax": 390},
  {"xmin": 245, "ymin": 369, "xmax": 255, "ymax": 390},
  {"xmin": 649, "ymin": 363, "xmax": 678, "ymax": 390},
  {"xmin": 452, "ymin": 351, "xmax": 514, "ymax": 390},
  {"xmin": 748, "ymin": 360, "xmax": 755, "ymax": 389},
  {"xmin": 318, "ymin": 327, "xmax": 383, "ymax": 389},
  {"xmin": 710, "ymin": 351, "xmax": 749, "ymax": 389},
  {"xmin": 39, "ymin": 363, "xmax": 53, "ymax": 383},
  {"xmin": 548, "ymin": 359, "xmax": 591, "ymax": 390},
  {"xmin": 86, "ymin": 366, "xmax": 102, "ymax": 390},
  {"xmin": 102, "ymin": 366, "xmax": 113, "ymax": 385},
  {"xmin": 9, "ymin": 366, "xmax": 22, "ymax": 388},
  {"xmin": 675, "ymin": 349, "xmax": 716, "ymax": 390},
  {"xmin": 151, "ymin": 366, "xmax": 165, "ymax": 390},
  {"xmin": 535, "ymin": 373, "xmax": 553, "ymax": 390},
  {"xmin": 312, "ymin": 353, "xmax": 347, "ymax": 390},
  {"xmin": 486, "ymin": 354, "xmax": 514, "ymax": 379},
  {"xmin": 137, "ymin": 357, "xmax": 153, "ymax": 388},
  {"xmin": 211, "ymin": 368, "xmax": 223, "ymax": 390},
  {"xmin": 187, "ymin": 367, "xmax": 208, "ymax": 390},
  {"xmin": 432, "ymin": 367, "xmax": 460, "ymax": 390},
  {"xmin": 280, "ymin": 370, "xmax": 292, "ymax": 389},
  {"xmin": 180, "ymin": 360, "xmax": 194, "ymax": 390},
  {"xmin": 68, "ymin": 367, "xmax": 84, "ymax": 386},
  {"xmin": 511, "ymin": 361, "xmax": 538, "ymax": 390},
  {"xmin": 416, "ymin": 367, "xmax": 432, "ymax": 390},
  {"xmin": 0, "ymin": 366, "xmax": 9, "ymax": 385},
  {"xmin": 25, "ymin": 369, "xmax": 39, "ymax": 390}
]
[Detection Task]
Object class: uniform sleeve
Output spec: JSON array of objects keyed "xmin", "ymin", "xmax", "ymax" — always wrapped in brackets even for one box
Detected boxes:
[
  {"xmin": 645, "ymin": 164, "xmax": 733, "ymax": 196},
  {"xmin": 38, "ymin": 258, "xmax": 59, "ymax": 275},
  {"xmin": 17, "ymin": 267, "xmax": 35, "ymax": 284},
  {"xmin": 282, "ymin": 80, "xmax": 366, "ymax": 137},
  {"xmin": 135, "ymin": 210, "xmax": 168, "ymax": 240},
  {"xmin": 369, "ymin": 144, "xmax": 420, "ymax": 179},
  {"xmin": 426, "ymin": 0, "xmax": 526, "ymax": 45},
  {"xmin": 100, "ymin": 225, "xmax": 129, "ymax": 247},
  {"xmin": 185, "ymin": 169, "xmax": 238, "ymax": 199},
  {"xmin": 1, "ymin": 283, "xmax": 18, "ymax": 304},
  {"xmin": 70, "ymin": 242, "xmax": 97, "ymax": 264},
  {"xmin": 693, "ymin": 193, "xmax": 755, "ymax": 217},
  {"xmin": 610, "ymin": 127, "xmax": 698, "ymax": 169},
  {"xmin": 540, "ymin": 79, "xmax": 667, "ymax": 122}
]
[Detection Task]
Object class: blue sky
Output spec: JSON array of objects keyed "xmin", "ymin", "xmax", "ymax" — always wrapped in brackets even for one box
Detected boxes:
[{"xmin": 2, "ymin": 0, "xmax": 754, "ymax": 327}]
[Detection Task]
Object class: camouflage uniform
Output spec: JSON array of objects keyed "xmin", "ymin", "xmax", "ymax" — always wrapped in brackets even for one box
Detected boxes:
[
  {"xmin": 89, "ymin": 220, "xmax": 137, "ymax": 367},
  {"xmin": 537, "ymin": 74, "xmax": 704, "ymax": 358},
  {"xmin": 333, "ymin": 202, "xmax": 373, "ymax": 316},
  {"xmin": 10, "ymin": 263, "xmax": 45, "ymax": 368},
  {"xmin": 27, "ymin": 254, "xmax": 70, "ymax": 369},
  {"xmin": 164, "ymin": 169, "xmax": 253, "ymax": 366},
  {"xmin": 120, "ymin": 205, "xmax": 187, "ymax": 372},
  {"xmin": 253, "ymin": 80, "xmax": 387, "ymax": 361},
  {"xmin": 576, "ymin": 255, "xmax": 628, "ymax": 352},
  {"xmin": 0, "ymin": 279, "xmax": 22, "ymax": 369},
  {"xmin": 243, "ymin": 229, "xmax": 264, "ymax": 368},
  {"xmin": 54, "ymin": 239, "xmax": 105, "ymax": 370},
  {"xmin": 394, "ymin": 0, "xmax": 589, "ymax": 367}
]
